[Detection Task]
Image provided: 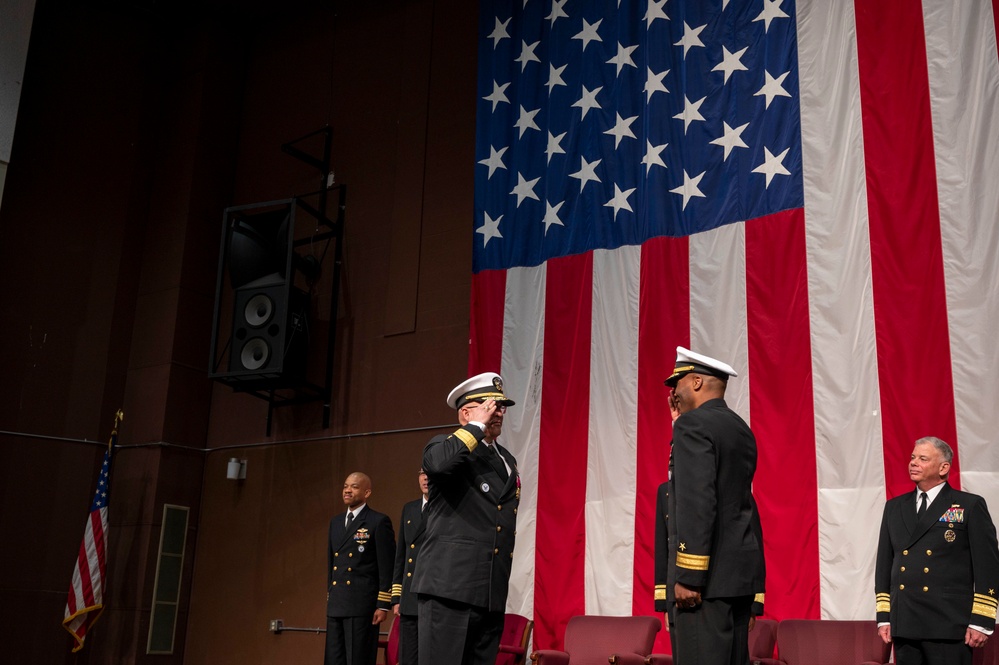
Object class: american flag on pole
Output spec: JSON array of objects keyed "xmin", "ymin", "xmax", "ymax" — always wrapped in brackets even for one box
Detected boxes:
[
  {"xmin": 62, "ymin": 412, "xmax": 120, "ymax": 652},
  {"xmin": 471, "ymin": 0, "xmax": 999, "ymax": 653}
]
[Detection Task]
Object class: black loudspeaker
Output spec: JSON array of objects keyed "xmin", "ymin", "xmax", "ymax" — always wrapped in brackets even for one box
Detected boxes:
[{"xmin": 227, "ymin": 281, "xmax": 310, "ymax": 386}]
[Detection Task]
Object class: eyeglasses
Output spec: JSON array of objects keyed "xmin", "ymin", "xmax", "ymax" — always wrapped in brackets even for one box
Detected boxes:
[{"xmin": 463, "ymin": 401, "xmax": 508, "ymax": 413}]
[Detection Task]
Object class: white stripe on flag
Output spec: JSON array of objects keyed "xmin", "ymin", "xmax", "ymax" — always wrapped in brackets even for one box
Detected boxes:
[
  {"xmin": 928, "ymin": 0, "xmax": 999, "ymax": 512},
  {"xmin": 688, "ymin": 223, "xmax": 750, "ymax": 421},
  {"xmin": 585, "ymin": 246, "xmax": 641, "ymax": 615},
  {"xmin": 797, "ymin": 0, "xmax": 885, "ymax": 620},
  {"xmin": 502, "ymin": 264, "xmax": 545, "ymax": 621}
]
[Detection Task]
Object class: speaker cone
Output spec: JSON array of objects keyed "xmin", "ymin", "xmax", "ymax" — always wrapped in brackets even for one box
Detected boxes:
[
  {"xmin": 240, "ymin": 338, "xmax": 271, "ymax": 370},
  {"xmin": 244, "ymin": 294, "xmax": 274, "ymax": 328}
]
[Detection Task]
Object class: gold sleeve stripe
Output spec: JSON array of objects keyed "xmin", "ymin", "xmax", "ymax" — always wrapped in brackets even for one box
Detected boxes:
[
  {"xmin": 391, "ymin": 584, "xmax": 403, "ymax": 594},
  {"xmin": 876, "ymin": 600, "xmax": 891, "ymax": 613},
  {"xmin": 754, "ymin": 593, "xmax": 765, "ymax": 604},
  {"xmin": 654, "ymin": 585, "xmax": 667, "ymax": 601},
  {"xmin": 972, "ymin": 602, "xmax": 997, "ymax": 620},
  {"xmin": 453, "ymin": 428, "xmax": 478, "ymax": 450},
  {"xmin": 676, "ymin": 552, "xmax": 710, "ymax": 571},
  {"xmin": 974, "ymin": 593, "xmax": 998, "ymax": 608},
  {"xmin": 378, "ymin": 592, "xmax": 393, "ymax": 602}
]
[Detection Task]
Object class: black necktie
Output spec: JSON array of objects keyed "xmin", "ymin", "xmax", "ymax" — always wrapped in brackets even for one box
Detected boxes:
[
  {"xmin": 347, "ymin": 512, "xmax": 354, "ymax": 528},
  {"xmin": 486, "ymin": 444, "xmax": 509, "ymax": 481},
  {"xmin": 917, "ymin": 492, "xmax": 928, "ymax": 518}
]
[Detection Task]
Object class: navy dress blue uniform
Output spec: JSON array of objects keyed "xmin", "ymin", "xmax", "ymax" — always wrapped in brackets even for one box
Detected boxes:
[
  {"xmin": 666, "ymin": 399, "xmax": 765, "ymax": 665},
  {"xmin": 654, "ymin": 482, "xmax": 764, "ymax": 621},
  {"xmin": 392, "ymin": 498, "xmax": 426, "ymax": 665},
  {"xmin": 412, "ymin": 372, "xmax": 519, "ymax": 665},
  {"xmin": 325, "ymin": 505, "xmax": 395, "ymax": 665},
  {"xmin": 876, "ymin": 482, "xmax": 999, "ymax": 664}
]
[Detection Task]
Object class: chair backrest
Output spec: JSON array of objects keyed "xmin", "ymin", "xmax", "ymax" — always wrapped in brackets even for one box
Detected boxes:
[
  {"xmin": 749, "ymin": 618, "xmax": 778, "ymax": 660},
  {"xmin": 562, "ymin": 615, "xmax": 661, "ymax": 665},
  {"xmin": 496, "ymin": 613, "xmax": 534, "ymax": 665},
  {"xmin": 381, "ymin": 616, "xmax": 400, "ymax": 665},
  {"xmin": 776, "ymin": 619, "xmax": 890, "ymax": 665}
]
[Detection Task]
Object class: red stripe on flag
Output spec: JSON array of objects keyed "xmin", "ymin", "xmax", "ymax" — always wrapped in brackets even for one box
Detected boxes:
[
  {"xmin": 469, "ymin": 269, "xmax": 507, "ymax": 375},
  {"xmin": 746, "ymin": 208, "xmax": 820, "ymax": 620},
  {"xmin": 855, "ymin": 0, "xmax": 959, "ymax": 497},
  {"xmin": 534, "ymin": 252, "xmax": 592, "ymax": 650},
  {"xmin": 633, "ymin": 237, "xmax": 690, "ymax": 652},
  {"xmin": 77, "ymin": 525, "xmax": 96, "ymax": 606}
]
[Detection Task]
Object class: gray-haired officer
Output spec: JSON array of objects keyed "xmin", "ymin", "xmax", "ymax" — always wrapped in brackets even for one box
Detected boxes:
[
  {"xmin": 411, "ymin": 372, "xmax": 519, "ymax": 665},
  {"xmin": 664, "ymin": 347, "xmax": 766, "ymax": 665}
]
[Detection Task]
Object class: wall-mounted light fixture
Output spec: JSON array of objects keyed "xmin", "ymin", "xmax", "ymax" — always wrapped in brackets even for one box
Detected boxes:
[{"xmin": 226, "ymin": 458, "xmax": 247, "ymax": 480}]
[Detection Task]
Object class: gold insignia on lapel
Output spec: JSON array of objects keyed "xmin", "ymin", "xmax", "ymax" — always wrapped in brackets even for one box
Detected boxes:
[{"xmin": 944, "ymin": 530, "xmax": 956, "ymax": 542}]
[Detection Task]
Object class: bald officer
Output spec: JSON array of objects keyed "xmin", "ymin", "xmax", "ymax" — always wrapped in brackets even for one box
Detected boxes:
[
  {"xmin": 664, "ymin": 347, "xmax": 766, "ymax": 665},
  {"xmin": 325, "ymin": 472, "xmax": 395, "ymax": 665},
  {"xmin": 412, "ymin": 372, "xmax": 519, "ymax": 665}
]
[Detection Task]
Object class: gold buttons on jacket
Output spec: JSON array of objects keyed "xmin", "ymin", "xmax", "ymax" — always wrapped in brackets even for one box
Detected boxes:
[
  {"xmin": 903, "ymin": 550, "xmax": 908, "ymax": 556},
  {"xmin": 924, "ymin": 568, "xmax": 929, "ymax": 573},
  {"xmin": 497, "ymin": 526, "xmax": 502, "ymax": 532},
  {"xmin": 334, "ymin": 566, "xmax": 338, "ymax": 571},
  {"xmin": 408, "ymin": 558, "xmax": 413, "ymax": 563},
  {"xmin": 410, "ymin": 544, "xmax": 415, "ymax": 549},
  {"xmin": 497, "ymin": 505, "xmax": 502, "ymax": 510},
  {"xmin": 407, "ymin": 573, "xmax": 412, "ymax": 577},
  {"xmin": 900, "ymin": 584, "xmax": 905, "ymax": 590},
  {"xmin": 923, "ymin": 586, "xmax": 928, "ymax": 592},
  {"xmin": 900, "ymin": 567, "xmax": 905, "ymax": 572},
  {"xmin": 347, "ymin": 580, "xmax": 351, "ymax": 585},
  {"xmin": 333, "ymin": 581, "xmax": 337, "ymax": 585},
  {"xmin": 494, "ymin": 548, "xmax": 499, "ymax": 554},
  {"xmin": 926, "ymin": 550, "xmax": 932, "ymax": 556},
  {"xmin": 349, "ymin": 553, "xmax": 354, "ymax": 558}
]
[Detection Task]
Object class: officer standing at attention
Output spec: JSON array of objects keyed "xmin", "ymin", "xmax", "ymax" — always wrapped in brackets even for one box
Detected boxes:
[
  {"xmin": 663, "ymin": 347, "xmax": 766, "ymax": 665},
  {"xmin": 325, "ymin": 472, "xmax": 395, "ymax": 665},
  {"xmin": 391, "ymin": 468, "xmax": 430, "ymax": 665},
  {"xmin": 411, "ymin": 372, "xmax": 519, "ymax": 665},
  {"xmin": 875, "ymin": 436, "xmax": 999, "ymax": 665}
]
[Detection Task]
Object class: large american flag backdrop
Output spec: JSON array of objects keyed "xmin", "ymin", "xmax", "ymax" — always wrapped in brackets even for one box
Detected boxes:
[{"xmin": 469, "ymin": 0, "xmax": 999, "ymax": 653}]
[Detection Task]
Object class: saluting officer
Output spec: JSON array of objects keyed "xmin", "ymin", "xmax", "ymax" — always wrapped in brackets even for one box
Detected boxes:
[{"xmin": 412, "ymin": 372, "xmax": 520, "ymax": 665}]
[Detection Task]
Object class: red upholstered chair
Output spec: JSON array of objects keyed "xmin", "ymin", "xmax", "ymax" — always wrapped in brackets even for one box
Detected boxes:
[
  {"xmin": 377, "ymin": 616, "xmax": 400, "ymax": 665},
  {"xmin": 497, "ymin": 613, "xmax": 535, "ymax": 665},
  {"xmin": 775, "ymin": 619, "xmax": 890, "ymax": 665},
  {"xmin": 749, "ymin": 618, "xmax": 780, "ymax": 665},
  {"xmin": 529, "ymin": 615, "xmax": 661, "ymax": 665}
]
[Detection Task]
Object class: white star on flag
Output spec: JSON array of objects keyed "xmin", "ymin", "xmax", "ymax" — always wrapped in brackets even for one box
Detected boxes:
[
  {"xmin": 754, "ymin": 0, "xmax": 790, "ymax": 33},
  {"xmin": 713, "ymin": 46, "xmax": 749, "ymax": 84},
  {"xmin": 669, "ymin": 169, "xmax": 706, "ymax": 209},
  {"xmin": 604, "ymin": 184, "xmax": 637, "ymax": 221},
  {"xmin": 604, "ymin": 113, "xmax": 639, "ymax": 148},
  {"xmin": 645, "ymin": 68, "xmax": 670, "ymax": 100},
  {"xmin": 487, "ymin": 17, "xmax": 510, "ymax": 48},
  {"xmin": 752, "ymin": 146, "xmax": 791, "ymax": 187},
  {"xmin": 710, "ymin": 122, "xmax": 750, "ymax": 160},
  {"xmin": 483, "ymin": 81, "xmax": 510, "ymax": 112},
  {"xmin": 475, "ymin": 212, "xmax": 502, "ymax": 247},
  {"xmin": 675, "ymin": 22, "xmax": 706, "ymax": 59},
  {"xmin": 542, "ymin": 200, "xmax": 565, "ymax": 234},
  {"xmin": 569, "ymin": 156, "xmax": 602, "ymax": 192},
  {"xmin": 755, "ymin": 70, "xmax": 792, "ymax": 108},
  {"xmin": 478, "ymin": 145, "xmax": 508, "ymax": 178},
  {"xmin": 572, "ymin": 18, "xmax": 603, "ymax": 51},
  {"xmin": 607, "ymin": 42, "xmax": 639, "ymax": 76},
  {"xmin": 673, "ymin": 96, "xmax": 707, "ymax": 134},
  {"xmin": 642, "ymin": 140, "xmax": 669, "ymax": 173},
  {"xmin": 510, "ymin": 172, "xmax": 541, "ymax": 206},
  {"xmin": 515, "ymin": 105, "xmax": 541, "ymax": 137},
  {"xmin": 573, "ymin": 85, "xmax": 603, "ymax": 119}
]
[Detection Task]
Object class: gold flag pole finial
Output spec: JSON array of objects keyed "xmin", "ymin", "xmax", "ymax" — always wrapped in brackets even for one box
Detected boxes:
[{"xmin": 110, "ymin": 409, "xmax": 124, "ymax": 452}]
